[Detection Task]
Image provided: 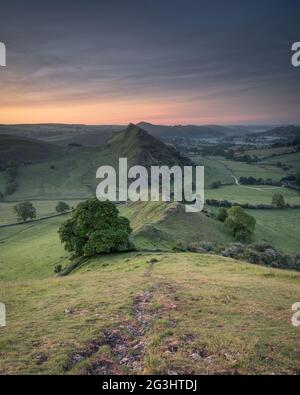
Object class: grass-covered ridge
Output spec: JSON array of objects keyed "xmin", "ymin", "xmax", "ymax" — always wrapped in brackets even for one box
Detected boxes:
[{"xmin": 1, "ymin": 252, "xmax": 300, "ymax": 374}]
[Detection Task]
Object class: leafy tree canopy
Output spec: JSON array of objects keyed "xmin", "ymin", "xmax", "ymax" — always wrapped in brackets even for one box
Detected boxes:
[
  {"xmin": 14, "ymin": 201, "xmax": 36, "ymax": 222},
  {"xmin": 272, "ymin": 193, "xmax": 285, "ymax": 209},
  {"xmin": 224, "ymin": 206, "xmax": 256, "ymax": 242},
  {"xmin": 56, "ymin": 201, "xmax": 70, "ymax": 214},
  {"xmin": 58, "ymin": 198, "xmax": 133, "ymax": 258}
]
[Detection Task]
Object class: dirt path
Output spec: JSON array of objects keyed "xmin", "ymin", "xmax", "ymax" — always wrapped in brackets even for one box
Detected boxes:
[
  {"xmin": 68, "ymin": 288, "xmax": 155, "ymax": 374},
  {"xmin": 219, "ymin": 160, "xmax": 281, "ymax": 192}
]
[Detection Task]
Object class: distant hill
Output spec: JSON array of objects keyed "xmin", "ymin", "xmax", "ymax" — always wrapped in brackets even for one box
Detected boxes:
[
  {"xmin": 0, "ymin": 124, "xmax": 123, "ymax": 146},
  {"xmin": 137, "ymin": 122, "xmax": 251, "ymax": 139},
  {"xmin": 0, "ymin": 134, "xmax": 63, "ymax": 168},
  {"xmin": 259, "ymin": 125, "xmax": 300, "ymax": 139},
  {"xmin": 0, "ymin": 122, "xmax": 272, "ymax": 147},
  {"xmin": 2, "ymin": 124, "xmax": 193, "ymax": 200},
  {"xmin": 105, "ymin": 123, "xmax": 193, "ymax": 167}
]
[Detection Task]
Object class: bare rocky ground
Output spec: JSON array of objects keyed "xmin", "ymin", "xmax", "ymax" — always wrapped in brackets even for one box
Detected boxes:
[{"xmin": 67, "ymin": 287, "xmax": 156, "ymax": 374}]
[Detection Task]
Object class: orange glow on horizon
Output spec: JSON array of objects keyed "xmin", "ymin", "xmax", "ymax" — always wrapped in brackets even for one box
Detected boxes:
[{"xmin": 0, "ymin": 98, "xmax": 276, "ymax": 125}]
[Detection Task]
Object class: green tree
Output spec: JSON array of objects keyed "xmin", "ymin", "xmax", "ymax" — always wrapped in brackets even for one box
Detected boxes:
[
  {"xmin": 272, "ymin": 193, "xmax": 285, "ymax": 209},
  {"xmin": 217, "ymin": 207, "xmax": 228, "ymax": 222},
  {"xmin": 56, "ymin": 201, "xmax": 70, "ymax": 214},
  {"xmin": 14, "ymin": 201, "xmax": 36, "ymax": 222},
  {"xmin": 295, "ymin": 172, "xmax": 300, "ymax": 186},
  {"xmin": 224, "ymin": 206, "xmax": 256, "ymax": 242},
  {"xmin": 211, "ymin": 180, "xmax": 221, "ymax": 189},
  {"xmin": 58, "ymin": 198, "xmax": 133, "ymax": 258}
]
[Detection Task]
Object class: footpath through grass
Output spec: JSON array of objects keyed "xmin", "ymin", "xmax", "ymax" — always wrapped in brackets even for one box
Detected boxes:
[{"xmin": 0, "ymin": 253, "xmax": 300, "ymax": 374}]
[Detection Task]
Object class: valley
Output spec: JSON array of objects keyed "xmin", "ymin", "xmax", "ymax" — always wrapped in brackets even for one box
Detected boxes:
[{"xmin": 0, "ymin": 122, "xmax": 300, "ymax": 375}]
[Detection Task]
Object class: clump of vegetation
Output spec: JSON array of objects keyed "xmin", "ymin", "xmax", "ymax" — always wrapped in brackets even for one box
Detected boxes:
[
  {"xmin": 58, "ymin": 198, "xmax": 133, "ymax": 259},
  {"xmin": 54, "ymin": 264, "xmax": 62, "ymax": 274},
  {"xmin": 14, "ymin": 201, "xmax": 37, "ymax": 222},
  {"xmin": 4, "ymin": 160, "xmax": 18, "ymax": 196},
  {"xmin": 220, "ymin": 242, "xmax": 298, "ymax": 271},
  {"xmin": 217, "ymin": 207, "xmax": 228, "ymax": 222},
  {"xmin": 211, "ymin": 180, "xmax": 221, "ymax": 189},
  {"xmin": 224, "ymin": 206, "xmax": 256, "ymax": 242},
  {"xmin": 56, "ymin": 201, "xmax": 70, "ymax": 214},
  {"xmin": 272, "ymin": 193, "xmax": 285, "ymax": 209},
  {"xmin": 172, "ymin": 241, "xmax": 185, "ymax": 251}
]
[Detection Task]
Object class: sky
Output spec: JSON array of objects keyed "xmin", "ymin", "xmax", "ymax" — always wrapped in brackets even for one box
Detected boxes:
[{"xmin": 0, "ymin": 0, "xmax": 299, "ymax": 125}]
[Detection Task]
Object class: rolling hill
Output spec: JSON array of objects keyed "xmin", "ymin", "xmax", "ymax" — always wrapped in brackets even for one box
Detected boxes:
[
  {"xmin": 0, "ymin": 124, "xmax": 123, "ymax": 146},
  {"xmin": 0, "ymin": 134, "xmax": 63, "ymax": 168},
  {"xmin": 1, "ymin": 124, "xmax": 193, "ymax": 200},
  {"xmin": 258, "ymin": 125, "xmax": 300, "ymax": 140},
  {"xmin": 1, "ymin": 245, "xmax": 300, "ymax": 374},
  {"xmin": 137, "ymin": 122, "xmax": 241, "ymax": 139},
  {"xmin": 106, "ymin": 123, "xmax": 193, "ymax": 167}
]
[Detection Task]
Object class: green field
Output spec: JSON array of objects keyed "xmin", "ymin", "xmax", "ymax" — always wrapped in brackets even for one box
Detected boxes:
[
  {"xmin": 249, "ymin": 209, "xmax": 300, "ymax": 255},
  {"xmin": 243, "ymin": 146, "xmax": 299, "ymax": 159},
  {"xmin": 1, "ymin": 251, "xmax": 300, "ymax": 374},
  {"xmin": 191, "ymin": 155, "xmax": 234, "ymax": 186},
  {"xmin": 263, "ymin": 152, "xmax": 300, "ymax": 173},
  {"xmin": 0, "ymin": 200, "xmax": 82, "ymax": 225},
  {"xmin": 120, "ymin": 201, "xmax": 231, "ymax": 250},
  {"xmin": 0, "ymin": 200, "xmax": 231, "ymax": 281},
  {"xmin": 0, "ymin": 216, "xmax": 70, "ymax": 281},
  {"xmin": 218, "ymin": 159, "xmax": 287, "ymax": 181},
  {"xmin": 206, "ymin": 184, "xmax": 300, "ymax": 205}
]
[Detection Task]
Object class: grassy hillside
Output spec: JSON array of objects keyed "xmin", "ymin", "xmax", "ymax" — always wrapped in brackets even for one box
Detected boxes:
[
  {"xmin": 243, "ymin": 145, "xmax": 300, "ymax": 160},
  {"xmin": 218, "ymin": 159, "xmax": 287, "ymax": 181},
  {"xmin": 107, "ymin": 124, "xmax": 193, "ymax": 168},
  {"xmin": 191, "ymin": 155, "xmax": 234, "ymax": 186},
  {"xmin": 2, "ymin": 124, "xmax": 192, "ymax": 200},
  {"xmin": 120, "ymin": 201, "xmax": 231, "ymax": 249},
  {"xmin": 0, "ymin": 134, "xmax": 63, "ymax": 167},
  {"xmin": 206, "ymin": 184, "xmax": 300, "ymax": 205},
  {"xmin": 0, "ymin": 200, "xmax": 231, "ymax": 281},
  {"xmin": 0, "ymin": 216, "xmax": 70, "ymax": 281},
  {"xmin": 0, "ymin": 200, "xmax": 81, "ymax": 225},
  {"xmin": 1, "ymin": 252, "xmax": 300, "ymax": 374},
  {"xmin": 262, "ymin": 152, "xmax": 300, "ymax": 173},
  {"xmin": 249, "ymin": 209, "xmax": 300, "ymax": 255}
]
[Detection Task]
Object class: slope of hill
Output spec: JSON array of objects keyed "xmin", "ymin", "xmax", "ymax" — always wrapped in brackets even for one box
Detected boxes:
[
  {"xmin": 2, "ymin": 124, "xmax": 192, "ymax": 200},
  {"xmin": 1, "ymin": 249, "xmax": 299, "ymax": 374},
  {"xmin": 259, "ymin": 125, "xmax": 300, "ymax": 139},
  {"xmin": 0, "ymin": 200, "xmax": 230, "ymax": 280},
  {"xmin": 106, "ymin": 123, "xmax": 193, "ymax": 167},
  {"xmin": 120, "ymin": 201, "xmax": 231, "ymax": 249},
  {"xmin": 0, "ymin": 134, "xmax": 63, "ymax": 167},
  {"xmin": 0, "ymin": 124, "xmax": 123, "ymax": 146},
  {"xmin": 137, "ymin": 122, "xmax": 246, "ymax": 139}
]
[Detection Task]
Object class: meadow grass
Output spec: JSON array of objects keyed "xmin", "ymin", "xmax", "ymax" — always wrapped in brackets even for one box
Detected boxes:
[
  {"xmin": 206, "ymin": 184, "xmax": 300, "ymax": 205},
  {"xmin": 218, "ymin": 159, "xmax": 287, "ymax": 181},
  {"xmin": 249, "ymin": 209, "xmax": 300, "ymax": 255},
  {"xmin": 0, "ymin": 200, "xmax": 82, "ymax": 225},
  {"xmin": 0, "ymin": 252, "xmax": 300, "ymax": 374}
]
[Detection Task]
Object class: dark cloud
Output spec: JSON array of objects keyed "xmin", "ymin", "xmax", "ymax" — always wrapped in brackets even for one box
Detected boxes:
[{"xmin": 0, "ymin": 0, "xmax": 299, "ymax": 123}]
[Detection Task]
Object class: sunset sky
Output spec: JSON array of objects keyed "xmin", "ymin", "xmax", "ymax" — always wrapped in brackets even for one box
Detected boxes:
[{"xmin": 0, "ymin": 0, "xmax": 299, "ymax": 125}]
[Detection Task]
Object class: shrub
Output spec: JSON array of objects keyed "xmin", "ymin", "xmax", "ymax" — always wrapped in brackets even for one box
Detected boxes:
[
  {"xmin": 272, "ymin": 193, "xmax": 285, "ymax": 209},
  {"xmin": 5, "ymin": 180, "xmax": 17, "ymax": 195},
  {"xmin": 243, "ymin": 248, "xmax": 262, "ymax": 264},
  {"xmin": 211, "ymin": 180, "xmax": 221, "ymax": 189},
  {"xmin": 217, "ymin": 207, "xmax": 228, "ymax": 222},
  {"xmin": 224, "ymin": 206, "xmax": 256, "ymax": 242},
  {"xmin": 198, "ymin": 241, "xmax": 215, "ymax": 252},
  {"xmin": 14, "ymin": 201, "xmax": 37, "ymax": 222},
  {"xmin": 58, "ymin": 198, "xmax": 133, "ymax": 258},
  {"xmin": 172, "ymin": 241, "xmax": 186, "ymax": 252},
  {"xmin": 56, "ymin": 201, "xmax": 70, "ymax": 214},
  {"xmin": 54, "ymin": 264, "xmax": 62, "ymax": 274}
]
